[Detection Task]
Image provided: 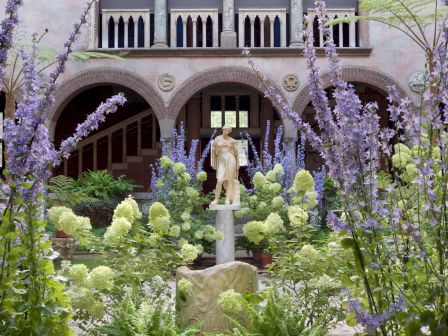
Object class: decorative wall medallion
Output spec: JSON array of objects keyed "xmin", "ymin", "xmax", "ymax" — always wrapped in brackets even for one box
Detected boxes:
[
  {"xmin": 408, "ymin": 71, "xmax": 427, "ymax": 93},
  {"xmin": 283, "ymin": 74, "xmax": 299, "ymax": 91},
  {"xmin": 158, "ymin": 73, "xmax": 175, "ymax": 91}
]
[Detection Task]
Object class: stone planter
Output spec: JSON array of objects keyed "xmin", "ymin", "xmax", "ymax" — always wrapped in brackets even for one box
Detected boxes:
[{"xmin": 51, "ymin": 237, "xmax": 77, "ymax": 259}]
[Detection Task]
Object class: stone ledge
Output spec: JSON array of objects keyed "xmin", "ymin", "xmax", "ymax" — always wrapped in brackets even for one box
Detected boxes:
[
  {"xmin": 208, "ymin": 203, "xmax": 241, "ymax": 211},
  {"xmin": 88, "ymin": 47, "xmax": 372, "ymax": 58}
]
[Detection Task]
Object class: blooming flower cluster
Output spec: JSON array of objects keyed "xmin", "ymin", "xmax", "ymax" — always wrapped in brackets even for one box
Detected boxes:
[
  {"xmin": 47, "ymin": 206, "xmax": 91, "ymax": 241},
  {"xmin": 66, "ymin": 263, "xmax": 116, "ymax": 319},
  {"xmin": 177, "ymin": 278, "xmax": 193, "ymax": 298},
  {"xmin": 217, "ymin": 289, "xmax": 244, "ymax": 314}
]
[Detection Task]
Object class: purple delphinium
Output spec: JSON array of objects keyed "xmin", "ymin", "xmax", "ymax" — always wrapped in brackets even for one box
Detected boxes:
[{"xmin": 0, "ymin": 0, "xmax": 23, "ymax": 81}]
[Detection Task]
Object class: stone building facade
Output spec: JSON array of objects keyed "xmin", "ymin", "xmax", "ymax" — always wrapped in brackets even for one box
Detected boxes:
[{"xmin": 3, "ymin": 0, "xmax": 426, "ymax": 191}]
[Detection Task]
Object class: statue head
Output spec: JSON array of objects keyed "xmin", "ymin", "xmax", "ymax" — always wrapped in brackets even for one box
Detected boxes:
[{"xmin": 222, "ymin": 124, "xmax": 232, "ymax": 135}]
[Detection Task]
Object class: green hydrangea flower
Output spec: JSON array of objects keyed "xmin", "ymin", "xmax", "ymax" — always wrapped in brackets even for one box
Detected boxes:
[
  {"xmin": 186, "ymin": 187, "xmax": 199, "ymax": 198},
  {"xmin": 47, "ymin": 206, "xmax": 73, "ymax": 226},
  {"xmin": 113, "ymin": 196, "xmax": 142, "ymax": 222},
  {"xmin": 196, "ymin": 171, "xmax": 207, "ymax": 182},
  {"xmin": 243, "ymin": 221, "xmax": 267, "ymax": 244},
  {"xmin": 271, "ymin": 196, "xmax": 284, "ymax": 209},
  {"xmin": 269, "ymin": 182, "xmax": 282, "ymax": 194},
  {"xmin": 288, "ymin": 205, "xmax": 309, "ymax": 227},
  {"xmin": 181, "ymin": 243, "xmax": 200, "ymax": 263},
  {"xmin": 149, "ymin": 202, "xmax": 170, "ymax": 222},
  {"xmin": 181, "ymin": 221, "xmax": 191, "ymax": 231},
  {"xmin": 392, "ymin": 152, "xmax": 411, "ymax": 169},
  {"xmin": 177, "ymin": 278, "xmax": 193, "ymax": 297},
  {"xmin": 160, "ymin": 156, "xmax": 174, "ymax": 169},
  {"xmin": 293, "ymin": 170, "xmax": 315, "ymax": 192},
  {"xmin": 173, "ymin": 162, "xmax": 187, "ymax": 175},
  {"xmin": 253, "ymin": 172, "xmax": 267, "ymax": 189},
  {"xmin": 265, "ymin": 212, "xmax": 284, "ymax": 234},
  {"xmin": 265, "ymin": 170, "xmax": 277, "ymax": 183},
  {"xmin": 169, "ymin": 225, "xmax": 181, "ymax": 237},
  {"xmin": 304, "ymin": 191, "xmax": 318, "ymax": 209},
  {"xmin": 104, "ymin": 217, "xmax": 132, "ymax": 246},
  {"xmin": 217, "ymin": 289, "xmax": 243, "ymax": 314},
  {"xmin": 194, "ymin": 230, "xmax": 204, "ymax": 240},
  {"xmin": 394, "ymin": 143, "xmax": 411, "ymax": 156},
  {"xmin": 89, "ymin": 266, "xmax": 115, "ymax": 290},
  {"xmin": 68, "ymin": 264, "xmax": 89, "ymax": 287}
]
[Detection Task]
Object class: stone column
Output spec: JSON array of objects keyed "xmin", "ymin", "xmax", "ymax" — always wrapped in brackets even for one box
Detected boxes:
[
  {"xmin": 153, "ymin": 0, "xmax": 168, "ymax": 48},
  {"xmin": 216, "ymin": 209, "xmax": 235, "ymax": 264},
  {"xmin": 221, "ymin": 0, "xmax": 237, "ymax": 48},
  {"xmin": 290, "ymin": 0, "xmax": 304, "ymax": 47}
]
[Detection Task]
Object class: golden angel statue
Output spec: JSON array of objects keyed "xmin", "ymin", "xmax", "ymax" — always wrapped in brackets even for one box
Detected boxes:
[{"xmin": 211, "ymin": 125, "xmax": 240, "ymax": 205}]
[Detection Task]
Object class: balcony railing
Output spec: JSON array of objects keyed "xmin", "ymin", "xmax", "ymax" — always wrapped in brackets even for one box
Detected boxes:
[
  {"xmin": 101, "ymin": 9, "xmax": 151, "ymax": 48},
  {"xmin": 88, "ymin": 3, "xmax": 360, "ymax": 50},
  {"xmin": 237, "ymin": 9, "xmax": 287, "ymax": 48},
  {"xmin": 170, "ymin": 9, "xmax": 219, "ymax": 47},
  {"xmin": 307, "ymin": 8, "xmax": 357, "ymax": 48}
]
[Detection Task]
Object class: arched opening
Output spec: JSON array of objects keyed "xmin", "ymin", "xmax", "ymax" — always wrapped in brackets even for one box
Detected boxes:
[
  {"xmin": 138, "ymin": 16, "xmax": 144, "ymax": 47},
  {"xmin": 108, "ymin": 16, "xmax": 114, "ymax": 48},
  {"xmin": 313, "ymin": 16, "xmax": 319, "ymax": 47},
  {"xmin": 333, "ymin": 15, "xmax": 340, "ymax": 47},
  {"xmin": 264, "ymin": 16, "xmax": 271, "ymax": 47},
  {"xmin": 118, "ymin": 16, "xmax": 125, "ymax": 48},
  {"xmin": 244, "ymin": 16, "xmax": 251, "ymax": 47},
  {"xmin": 128, "ymin": 17, "xmax": 135, "ymax": 48},
  {"xmin": 176, "ymin": 83, "xmax": 283, "ymax": 192},
  {"xmin": 53, "ymin": 85, "xmax": 161, "ymax": 190},
  {"xmin": 206, "ymin": 16, "xmax": 213, "ymax": 47},
  {"xmin": 176, "ymin": 16, "xmax": 183, "ymax": 47},
  {"xmin": 343, "ymin": 16, "xmax": 350, "ymax": 47},
  {"xmin": 254, "ymin": 16, "xmax": 261, "ymax": 47},
  {"xmin": 301, "ymin": 83, "xmax": 391, "ymax": 170},
  {"xmin": 274, "ymin": 16, "xmax": 281, "ymax": 47},
  {"xmin": 186, "ymin": 16, "xmax": 193, "ymax": 47},
  {"xmin": 197, "ymin": 16, "xmax": 203, "ymax": 47}
]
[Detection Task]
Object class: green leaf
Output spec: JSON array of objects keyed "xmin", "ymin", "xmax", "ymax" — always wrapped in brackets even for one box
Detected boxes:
[{"xmin": 340, "ymin": 237, "xmax": 355, "ymax": 249}]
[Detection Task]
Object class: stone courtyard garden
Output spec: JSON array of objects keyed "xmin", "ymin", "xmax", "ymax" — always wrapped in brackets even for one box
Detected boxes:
[{"xmin": 1, "ymin": 0, "xmax": 448, "ymax": 335}]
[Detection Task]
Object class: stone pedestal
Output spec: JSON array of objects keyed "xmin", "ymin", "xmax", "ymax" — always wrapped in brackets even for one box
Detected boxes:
[
  {"xmin": 209, "ymin": 203, "xmax": 240, "ymax": 264},
  {"xmin": 176, "ymin": 261, "xmax": 258, "ymax": 333},
  {"xmin": 51, "ymin": 237, "xmax": 77, "ymax": 259},
  {"xmin": 221, "ymin": 31, "xmax": 237, "ymax": 48}
]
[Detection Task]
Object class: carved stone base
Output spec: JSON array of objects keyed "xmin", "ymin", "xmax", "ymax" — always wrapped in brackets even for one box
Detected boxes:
[
  {"xmin": 220, "ymin": 31, "xmax": 237, "ymax": 48},
  {"xmin": 176, "ymin": 261, "xmax": 258, "ymax": 333},
  {"xmin": 51, "ymin": 237, "xmax": 77, "ymax": 259}
]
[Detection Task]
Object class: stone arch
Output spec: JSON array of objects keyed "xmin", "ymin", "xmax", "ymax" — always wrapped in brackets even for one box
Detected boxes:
[
  {"xmin": 49, "ymin": 68, "xmax": 166, "ymax": 126},
  {"xmin": 166, "ymin": 66, "xmax": 288, "ymax": 121},
  {"xmin": 293, "ymin": 66, "xmax": 408, "ymax": 115}
]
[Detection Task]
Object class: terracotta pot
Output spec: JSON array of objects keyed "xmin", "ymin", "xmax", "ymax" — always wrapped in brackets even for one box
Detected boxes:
[
  {"xmin": 252, "ymin": 251, "xmax": 263, "ymax": 262},
  {"xmin": 56, "ymin": 230, "xmax": 69, "ymax": 238},
  {"xmin": 259, "ymin": 253, "xmax": 273, "ymax": 268}
]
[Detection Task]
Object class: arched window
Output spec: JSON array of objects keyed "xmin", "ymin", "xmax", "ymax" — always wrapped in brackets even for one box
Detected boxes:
[
  {"xmin": 264, "ymin": 16, "xmax": 271, "ymax": 47},
  {"xmin": 138, "ymin": 16, "xmax": 144, "ymax": 47},
  {"xmin": 254, "ymin": 16, "xmax": 261, "ymax": 47},
  {"xmin": 118, "ymin": 16, "xmax": 125, "ymax": 48},
  {"xmin": 206, "ymin": 16, "xmax": 213, "ymax": 47},
  {"xmin": 197, "ymin": 16, "xmax": 203, "ymax": 47},
  {"xmin": 128, "ymin": 17, "xmax": 135, "ymax": 48},
  {"xmin": 176, "ymin": 16, "xmax": 183, "ymax": 47},
  {"xmin": 244, "ymin": 16, "xmax": 251, "ymax": 47},
  {"xmin": 343, "ymin": 15, "xmax": 350, "ymax": 47},
  {"xmin": 274, "ymin": 16, "xmax": 281, "ymax": 47},
  {"xmin": 313, "ymin": 16, "xmax": 319, "ymax": 47},
  {"xmin": 186, "ymin": 16, "xmax": 193, "ymax": 47},
  {"xmin": 333, "ymin": 15, "xmax": 340, "ymax": 47},
  {"xmin": 108, "ymin": 16, "xmax": 114, "ymax": 48}
]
